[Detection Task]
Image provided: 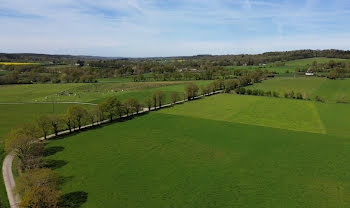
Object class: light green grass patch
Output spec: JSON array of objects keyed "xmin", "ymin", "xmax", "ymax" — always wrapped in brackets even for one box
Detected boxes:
[
  {"xmin": 160, "ymin": 94, "xmax": 326, "ymax": 134},
  {"xmin": 248, "ymin": 77, "xmax": 350, "ymax": 103}
]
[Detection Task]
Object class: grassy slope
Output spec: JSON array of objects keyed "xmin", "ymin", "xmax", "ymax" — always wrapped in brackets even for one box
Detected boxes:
[
  {"xmin": 248, "ymin": 77, "xmax": 350, "ymax": 103},
  {"xmin": 47, "ymin": 110, "xmax": 350, "ymax": 208}
]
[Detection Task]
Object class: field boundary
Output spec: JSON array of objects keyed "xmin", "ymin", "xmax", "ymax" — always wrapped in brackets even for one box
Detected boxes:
[{"xmin": 2, "ymin": 90, "xmax": 223, "ymax": 208}]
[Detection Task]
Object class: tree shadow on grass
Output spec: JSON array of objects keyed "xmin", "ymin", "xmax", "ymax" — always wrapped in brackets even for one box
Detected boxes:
[
  {"xmin": 44, "ymin": 146, "xmax": 64, "ymax": 156},
  {"xmin": 59, "ymin": 175, "xmax": 74, "ymax": 185},
  {"xmin": 42, "ymin": 159, "xmax": 68, "ymax": 170},
  {"xmin": 59, "ymin": 191, "xmax": 88, "ymax": 208}
]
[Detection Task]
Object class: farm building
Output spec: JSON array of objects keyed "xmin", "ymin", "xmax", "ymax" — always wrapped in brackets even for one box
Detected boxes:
[{"xmin": 305, "ymin": 71, "xmax": 314, "ymax": 76}]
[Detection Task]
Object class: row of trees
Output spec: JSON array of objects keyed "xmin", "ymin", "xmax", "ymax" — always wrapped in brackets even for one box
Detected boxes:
[
  {"xmin": 5, "ymin": 124, "xmax": 61, "ymax": 207},
  {"xmin": 236, "ymin": 88, "xmax": 280, "ymax": 97},
  {"xmin": 5, "ymin": 74, "xmax": 270, "ymax": 206},
  {"xmin": 234, "ymin": 88, "xmax": 333, "ymax": 103}
]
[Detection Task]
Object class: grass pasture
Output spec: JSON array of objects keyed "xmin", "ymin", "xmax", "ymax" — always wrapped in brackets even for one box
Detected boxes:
[
  {"xmin": 0, "ymin": 81, "xmax": 210, "ymax": 104},
  {"xmin": 248, "ymin": 77, "xmax": 350, "ymax": 103},
  {"xmin": 226, "ymin": 57, "xmax": 350, "ymax": 74},
  {"xmin": 46, "ymin": 93, "xmax": 350, "ymax": 207}
]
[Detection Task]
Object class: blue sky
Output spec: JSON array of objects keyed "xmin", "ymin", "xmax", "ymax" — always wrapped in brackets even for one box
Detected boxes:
[{"xmin": 0, "ymin": 0, "xmax": 350, "ymax": 57}]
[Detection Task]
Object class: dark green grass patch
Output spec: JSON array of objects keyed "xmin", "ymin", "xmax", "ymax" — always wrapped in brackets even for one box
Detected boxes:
[{"xmin": 47, "ymin": 110, "xmax": 350, "ymax": 208}]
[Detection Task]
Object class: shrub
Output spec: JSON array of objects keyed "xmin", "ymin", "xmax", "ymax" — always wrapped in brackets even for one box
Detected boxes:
[
  {"xmin": 272, "ymin": 91, "xmax": 279, "ymax": 97},
  {"xmin": 252, "ymin": 89, "xmax": 258, "ymax": 96},
  {"xmin": 336, "ymin": 95, "xmax": 348, "ymax": 103},
  {"xmin": 315, "ymin": 95, "xmax": 325, "ymax": 103},
  {"xmin": 296, "ymin": 92, "xmax": 303, "ymax": 100},
  {"xmin": 265, "ymin": 90, "xmax": 272, "ymax": 97},
  {"xmin": 257, "ymin": 89, "xmax": 265, "ymax": 96},
  {"xmin": 236, "ymin": 88, "xmax": 246, "ymax": 95},
  {"xmin": 246, "ymin": 89, "xmax": 252, "ymax": 95}
]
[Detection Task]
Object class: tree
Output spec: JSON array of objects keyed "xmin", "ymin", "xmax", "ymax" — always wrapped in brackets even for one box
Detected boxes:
[
  {"xmin": 63, "ymin": 113, "xmax": 73, "ymax": 133},
  {"xmin": 49, "ymin": 115, "xmax": 64, "ymax": 136},
  {"xmin": 156, "ymin": 91, "xmax": 166, "ymax": 107},
  {"xmin": 128, "ymin": 98, "xmax": 142, "ymax": 114},
  {"xmin": 224, "ymin": 79, "xmax": 238, "ymax": 93},
  {"xmin": 36, "ymin": 115, "xmax": 51, "ymax": 139},
  {"xmin": 67, "ymin": 105, "xmax": 87, "ymax": 129},
  {"xmin": 152, "ymin": 92, "xmax": 158, "ymax": 109},
  {"xmin": 152, "ymin": 91, "xmax": 166, "ymax": 108},
  {"xmin": 87, "ymin": 109, "xmax": 97, "ymax": 126},
  {"xmin": 170, "ymin": 92, "xmax": 180, "ymax": 104},
  {"xmin": 144, "ymin": 97, "xmax": 152, "ymax": 111},
  {"xmin": 327, "ymin": 70, "xmax": 337, "ymax": 79},
  {"xmin": 185, "ymin": 83, "xmax": 199, "ymax": 100},
  {"xmin": 17, "ymin": 168, "xmax": 60, "ymax": 196},
  {"xmin": 20, "ymin": 186, "xmax": 60, "ymax": 208},
  {"xmin": 100, "ymin": 97, "xmax": 118, "ymax": 122},
  {"xmin": 123, "ymin": 99, "xmax": 132, "ymax": 116},
  {"xmin": 5, "ymin": 124, "xmax": 43, "ymax": 171}
]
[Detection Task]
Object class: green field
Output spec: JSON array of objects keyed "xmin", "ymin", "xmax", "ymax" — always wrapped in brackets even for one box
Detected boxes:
[
  {"xmin": 226, "ymin": 57, "xmax": 350, "ymax": 74},
  {"xmin": 248, "ymin": 77, "xmax": 350, "ymax": 103},
  {"xmin": 0, "ymin": 80, "xmax": 208, "ymax": 208},
  {"xmin": 0, "ymin": 81, "xmax": 210, "ymax": 103},
  {"xmin": 46, "ymin": 94, "xmax": 350, "ymax": 207}
]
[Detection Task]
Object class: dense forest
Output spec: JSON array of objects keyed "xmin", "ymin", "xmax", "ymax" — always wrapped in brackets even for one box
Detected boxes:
[{"xmin": 1, "ymin": 49, "xmax": 350, "ymax": 85}]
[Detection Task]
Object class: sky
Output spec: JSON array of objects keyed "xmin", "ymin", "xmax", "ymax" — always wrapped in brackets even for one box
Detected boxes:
[{"xmin": 0, "ymin": 0, "xmax": 350, "ymax": 57}]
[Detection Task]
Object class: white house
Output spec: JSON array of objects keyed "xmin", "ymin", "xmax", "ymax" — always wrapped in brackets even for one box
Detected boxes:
[{"xmin": 305, "ymin": 71, "xmax": 314, "ymax": 76}]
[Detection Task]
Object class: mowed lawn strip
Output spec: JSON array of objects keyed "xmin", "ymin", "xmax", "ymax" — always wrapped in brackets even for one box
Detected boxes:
[
  {"xmin": 47, "ymin": 113, "xmax": 350, "ymax": 208},
  {"xmin": 160, "ymin": 94, "xmax": 326, "ymax": 134}
]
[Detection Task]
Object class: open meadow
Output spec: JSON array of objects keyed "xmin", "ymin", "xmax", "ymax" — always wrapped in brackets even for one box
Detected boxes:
[
  {"xmin": 46, "ymin": 93, "xmax": 350, "ymax": 208},
  {"xmin": 2, "ymin": 55, "xmax": 350, "ymax": 208},
  {"xmin": 226, "ymin": 57, "xmax": 350, "ymax": 74},
  {"xmin": 0, "ymin": 80, "xmax": 209, "ymax": 207},
  {"xmin": 248, "ymin": 77, "xmax": 350, "ymax": 103}
]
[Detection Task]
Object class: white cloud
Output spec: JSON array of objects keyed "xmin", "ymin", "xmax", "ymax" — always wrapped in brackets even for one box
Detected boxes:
[{"xmin": 0, "ymin": 0, "xmax": 349, "ymax": 57}]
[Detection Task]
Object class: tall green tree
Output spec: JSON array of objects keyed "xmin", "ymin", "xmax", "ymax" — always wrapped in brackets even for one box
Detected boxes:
[
  {"xmin": 5, "ymin": 124, "xmax": 43, "ymax": 171},
  {"xmin": 67, "ymin": 105, "xmax": 87, "ymax": 130},
  {"xmin": 36, "ymin": 115, "xmax": 51, "ymax": 139},
  {"xmin": 185, "ymin": 83, "xmax": 199, "ymax": 100},
  {"xmin": 170, "ymin": 92, "xmax": 180, "ymax": 104}
]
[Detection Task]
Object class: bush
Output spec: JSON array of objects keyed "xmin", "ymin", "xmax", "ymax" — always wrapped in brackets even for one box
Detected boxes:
[
  {"xmin": 265, "ymin": 90, "xmax": 272, "ymax": 97},
  {"xmin": 336, "ymin": 95, "xmax": 348, "ymax": 103},
  {"xmin": 315, "ymin": 95, "xmax": 325, "ymax": 103},
  {"xmin": 272, "ymin": 91, "xmax": 279, "ymax": 97},
  {"xmin": 252, "ymin": 89, "xmax": 258, "ymax": 96},
  {"xmin": 236, "ymin": 88, "xmax": 246, "ymax": 95},
  {"xmin": 296, "ymin": 92, "xmax": 303, "ymax": 100},
  {"xmin": 246, "ymin": 89, "xmax": 252, "ymax": 95},
  {"xmin": 257, "ymin": 89, "xmax": 265, "ymax": 96}
]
